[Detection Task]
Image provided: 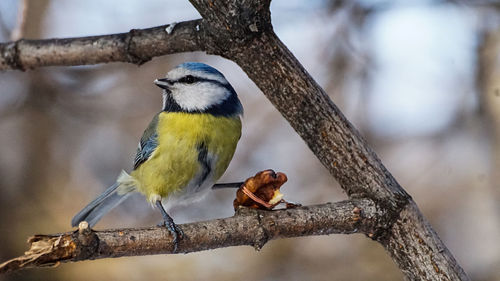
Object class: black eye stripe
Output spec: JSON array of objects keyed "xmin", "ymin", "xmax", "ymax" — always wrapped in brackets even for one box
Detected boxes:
[
  {"xmin": 177, "ymin": 75, "xmax": 197, "ymax": 84},
  {"xmin": 175, "ymin": 76, "xmax": 230, "ymax": 89}
]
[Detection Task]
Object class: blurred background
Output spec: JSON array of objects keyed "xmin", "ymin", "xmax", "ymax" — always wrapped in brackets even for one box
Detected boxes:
[{"xmin": 0, "ymin": 0, "xmax": 499, "ymax": 280}]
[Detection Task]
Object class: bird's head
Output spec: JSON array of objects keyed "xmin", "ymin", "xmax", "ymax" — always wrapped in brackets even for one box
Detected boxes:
[{"xmin": 154, "ymin": 62, "xmax": 243, "ymax": 116}]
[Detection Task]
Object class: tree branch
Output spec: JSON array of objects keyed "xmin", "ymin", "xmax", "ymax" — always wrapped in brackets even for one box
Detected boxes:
[
  {"xmin": 188, "ymin": 0, "xmax": 469, "ymax": 279},
  {"xmin": 0, "ymin": 19, "xmax": 203, "ymax": 70},
  {"xmin": 0, "ymin": 0, "xmax": 470, "ymax": 280},
  {"xmin": 0, "ymin": 199, "xmax": 377, "ymax": 274}
]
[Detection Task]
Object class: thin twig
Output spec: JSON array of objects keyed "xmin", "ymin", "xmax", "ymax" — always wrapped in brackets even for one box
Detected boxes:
[{"xmin": 212, "ymin": 182, "xmax": 244, "ymax": 189}]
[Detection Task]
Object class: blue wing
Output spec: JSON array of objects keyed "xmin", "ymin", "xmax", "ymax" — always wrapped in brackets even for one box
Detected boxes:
[{"xmin": 133, "ymin": 114, "xmax": 160, "ymax": 170}]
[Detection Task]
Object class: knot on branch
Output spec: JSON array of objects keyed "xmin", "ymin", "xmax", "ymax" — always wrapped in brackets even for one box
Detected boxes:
[
  {"xmin": 0, "ymin": 41, "xmax": 24, "ymax": 71},
  {"xmin": 234, "ymin": 207, "xmax": 270, "ymax": 250},
  {"xmin": 253, "ymin": 212, "xmax": 270, "ymax": 250},
  {"xmin": 72, "ymin": 222, "xmax": 99, "ymax": 261},
  {"xmin": 125, "ymin": 29, "xmax": 152, "ymax": 65}
]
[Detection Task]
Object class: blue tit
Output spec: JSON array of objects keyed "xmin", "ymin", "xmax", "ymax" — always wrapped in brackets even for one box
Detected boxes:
[{"xmin": 71, "ymin": 62, "xmax": 243, "ymax": 250}]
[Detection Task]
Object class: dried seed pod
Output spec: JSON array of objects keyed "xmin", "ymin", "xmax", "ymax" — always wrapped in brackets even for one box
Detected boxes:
[{"xmin": 233, "ymin": 169, "xmax": 290, "ymax": 210}]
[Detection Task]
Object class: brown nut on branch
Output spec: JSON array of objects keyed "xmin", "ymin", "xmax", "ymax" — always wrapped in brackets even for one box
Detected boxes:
[{"xmin": 234, "ymin": 169, "xmax": 298, "ymax": 210}]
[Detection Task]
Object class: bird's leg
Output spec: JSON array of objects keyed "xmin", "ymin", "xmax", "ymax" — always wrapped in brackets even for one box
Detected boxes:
[{"xmin": 155, "ymin": 200, "xmax": 183, "ymax": 252}]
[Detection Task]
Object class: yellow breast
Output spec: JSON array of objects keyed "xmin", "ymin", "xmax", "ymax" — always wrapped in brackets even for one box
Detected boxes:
[{"xmin": 130, "ymin": 112, "xmax": 241, "ymax": 202}]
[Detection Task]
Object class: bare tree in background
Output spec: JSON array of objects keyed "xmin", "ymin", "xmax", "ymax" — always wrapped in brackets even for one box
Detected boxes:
[{"xmin": 0, "ymin": 0, "xmax": 470, "ymax": 280}]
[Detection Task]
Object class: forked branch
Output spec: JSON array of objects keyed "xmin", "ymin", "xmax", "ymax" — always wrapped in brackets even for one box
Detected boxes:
[{"xmin": 0, "ymin": 0, "xmax": 470, "ymax": 279}]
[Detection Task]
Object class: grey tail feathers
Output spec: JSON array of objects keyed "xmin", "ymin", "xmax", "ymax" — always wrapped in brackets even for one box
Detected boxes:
[{"xmin": 71, "ymin": 182, "xmax": 132, "ymax": 227}]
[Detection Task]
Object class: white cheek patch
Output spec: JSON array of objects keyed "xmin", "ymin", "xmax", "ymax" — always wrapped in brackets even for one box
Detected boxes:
[{"xmin": 172, "ymin": 82, "xmax": 230, "ymax": 111}]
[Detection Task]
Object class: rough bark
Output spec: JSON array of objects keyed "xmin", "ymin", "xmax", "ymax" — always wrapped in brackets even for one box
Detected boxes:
[
  {"xmin": 189, "ymin": 0, "xmax": 467, "ymax": 279},
  {"xmin": 0, "ymin": 0, "xmax": 469, "ymax": 280},
  {"xmin": 0, "ymin": 200, "xmax": 377, "ymax": 274},
  {"xmin": 0, "ymin": 20, "xmax": 203, "ymax": 70}
]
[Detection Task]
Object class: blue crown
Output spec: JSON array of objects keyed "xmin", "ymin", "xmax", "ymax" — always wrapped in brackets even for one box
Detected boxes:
[{"xmin": 177, "ymin": 62, "xmax": 224, "ymax": 77}]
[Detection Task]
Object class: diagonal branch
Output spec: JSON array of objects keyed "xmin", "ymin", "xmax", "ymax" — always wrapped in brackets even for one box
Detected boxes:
[
  {"xmin": 0, "ymin": 0, "xmax": 470, "ymax": 279},
  {"xmin": 0, "ymin": 19, "xmax": 203, "ymax": 70},
  {"xmin": 188, "ymin": 0, "xmax": 468, "ymax": 279},
  {"xmin": 0, "ymin": 199, "xmax": 378, "ymax": 274}
]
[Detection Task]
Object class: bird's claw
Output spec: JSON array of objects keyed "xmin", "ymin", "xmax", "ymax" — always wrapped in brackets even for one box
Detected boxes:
[{"xmin": 159, "ymin": 220, "xmax": 184, "ymax": 252}]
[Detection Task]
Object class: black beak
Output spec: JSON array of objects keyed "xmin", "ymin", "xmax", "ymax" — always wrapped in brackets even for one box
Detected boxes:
[{"xmin": 154, "ymin": 78, "xmax": 172, "ymax": 90}]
